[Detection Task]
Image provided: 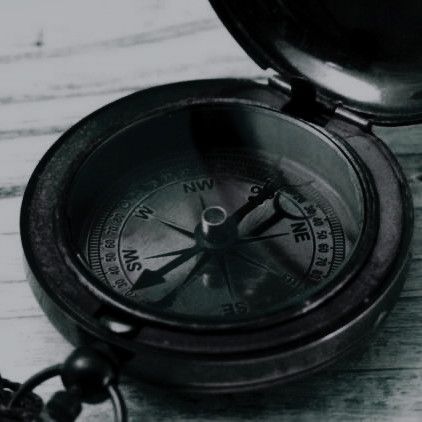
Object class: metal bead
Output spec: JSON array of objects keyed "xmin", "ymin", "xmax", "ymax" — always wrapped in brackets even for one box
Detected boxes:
[
  {"xmin": 46, "ymin": 391, "xmax": 82, "ymax": 422},
  {"xmin": 61, "ymin": 347, "xmax": 118, "ymax": 404}
]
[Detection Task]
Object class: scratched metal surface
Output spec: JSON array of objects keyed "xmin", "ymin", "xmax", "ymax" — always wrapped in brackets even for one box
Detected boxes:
[{"xmin": 0, "ymin": 1, "xmax": 421, "ymax": 420}]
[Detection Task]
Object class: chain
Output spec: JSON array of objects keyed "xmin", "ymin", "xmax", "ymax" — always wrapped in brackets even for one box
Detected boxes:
[
  {"xmin": 0, "ymin": 347, "xmax": 128, "ymax": 422},
  {"xmin": 0, "ymin": 373, "xmax": 43, "ymax": 421}
]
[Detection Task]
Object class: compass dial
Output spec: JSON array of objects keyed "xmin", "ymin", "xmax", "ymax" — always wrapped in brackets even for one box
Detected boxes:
[{"xmin": 84, "ymin": 151, "xmax": 360, "ymax": 322}]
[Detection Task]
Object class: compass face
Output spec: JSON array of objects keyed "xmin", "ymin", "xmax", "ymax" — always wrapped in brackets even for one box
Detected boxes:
[
  {"xmin": 65, "ymin": 104, "xmax": 367, "ymax": 325},
  {"xmin": 83, "ymin": 148, "xmax": 362, "ymax": 323}
]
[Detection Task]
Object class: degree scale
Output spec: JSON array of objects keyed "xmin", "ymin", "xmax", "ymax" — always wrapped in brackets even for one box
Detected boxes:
[{"xmin": 15, "ymin": 0, "xmax": 417, "ymax": 403}]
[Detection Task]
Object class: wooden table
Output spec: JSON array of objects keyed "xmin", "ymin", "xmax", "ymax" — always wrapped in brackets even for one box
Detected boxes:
[{"xmin": 1, "ymin": 1, "xmax": 421, "ymax": 420}]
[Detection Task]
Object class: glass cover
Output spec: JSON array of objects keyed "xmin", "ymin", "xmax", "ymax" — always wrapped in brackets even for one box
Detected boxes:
[{"xmin": 68, "ymin": 104, "xmax": 365, "ymax": 324}]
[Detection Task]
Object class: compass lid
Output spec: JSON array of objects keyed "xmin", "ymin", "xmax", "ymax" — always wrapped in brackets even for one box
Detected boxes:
[{"xmin": 210, "ymin": 0, "xmax": 422, "ymax": 125}]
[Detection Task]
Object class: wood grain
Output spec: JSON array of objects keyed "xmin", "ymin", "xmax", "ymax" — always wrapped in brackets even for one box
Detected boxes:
[{"xmin": 0, "ymin": 1, "xmax": 421, "ymax": 420}]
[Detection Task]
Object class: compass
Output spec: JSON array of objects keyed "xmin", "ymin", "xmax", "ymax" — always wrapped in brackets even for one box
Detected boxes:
[{"xmin": 20, "ymin": 1, "xmax": 414, "ymax": 393}]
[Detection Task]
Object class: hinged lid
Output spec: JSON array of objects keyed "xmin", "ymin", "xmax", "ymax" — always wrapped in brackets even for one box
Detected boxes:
[{"xmin": 210, "ymin": 0, "xmax": 422, "ymax": 125}]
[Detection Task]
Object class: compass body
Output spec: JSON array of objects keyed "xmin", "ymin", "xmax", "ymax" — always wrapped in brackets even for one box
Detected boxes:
[{"xmin": 20, "ymin": 2, "xmax": 415, "ymax": 392}]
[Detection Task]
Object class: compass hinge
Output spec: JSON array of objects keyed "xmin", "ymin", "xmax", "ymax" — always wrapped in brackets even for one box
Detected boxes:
[
  {"xmin": 269, "ymin": 73, "xmax": 338, "ymax": 125},
  {"xmin": 268, "ymin": 72, "xmax": 371, "ymax": 130},
  {"xmin": 333, "ymin": 105, "xmax": 371, "ymax": 130},
  {"xmin": 267, "ymin": 73, "xmax": 292, "ymax": 96},
  {"xmin": 269, "ymin": 74, "xmax": 315, "ymax": 104},
  {"xmin": 269, "ymin": 73, "xmax": 321, "ymax": 120}
]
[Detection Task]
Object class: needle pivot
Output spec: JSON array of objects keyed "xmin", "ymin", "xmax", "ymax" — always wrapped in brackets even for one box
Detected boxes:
[{"xmin": 201, "ymin": 206, "xmax": 228, "ymax": 242}]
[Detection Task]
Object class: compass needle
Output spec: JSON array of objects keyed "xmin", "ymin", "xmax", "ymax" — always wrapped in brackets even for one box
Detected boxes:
[
  {"xmin": 248, "ymin": 212, "xmax": 281, "ymax": 236},
  {"xmin": 228, "ymin": 172, "xmax": 285, "ymax": 225},
  {"xmin": 199, "ymin": 194, "xmax": 207, "ymax": 212},
  {"xmin": 216, "ymin": 255, "xmax": 235, "ymax": 301},
  {"xmin": 238, "ymin": 232, "xmax": 289, "ymax": 244},
  {"xmin": 153, "ymin": 216, "xmax": 195, "ymax": 239},
  {"xmin": 144, "ymin": 246, "xmax": 198, "ymax": 259},
  {"xmin": 131, "ymin": 247, "xmax": 201, "ymax": 290},
  {"xmin": 247, "ymin": 193, "xmax": 308, "ymax": 236}
]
